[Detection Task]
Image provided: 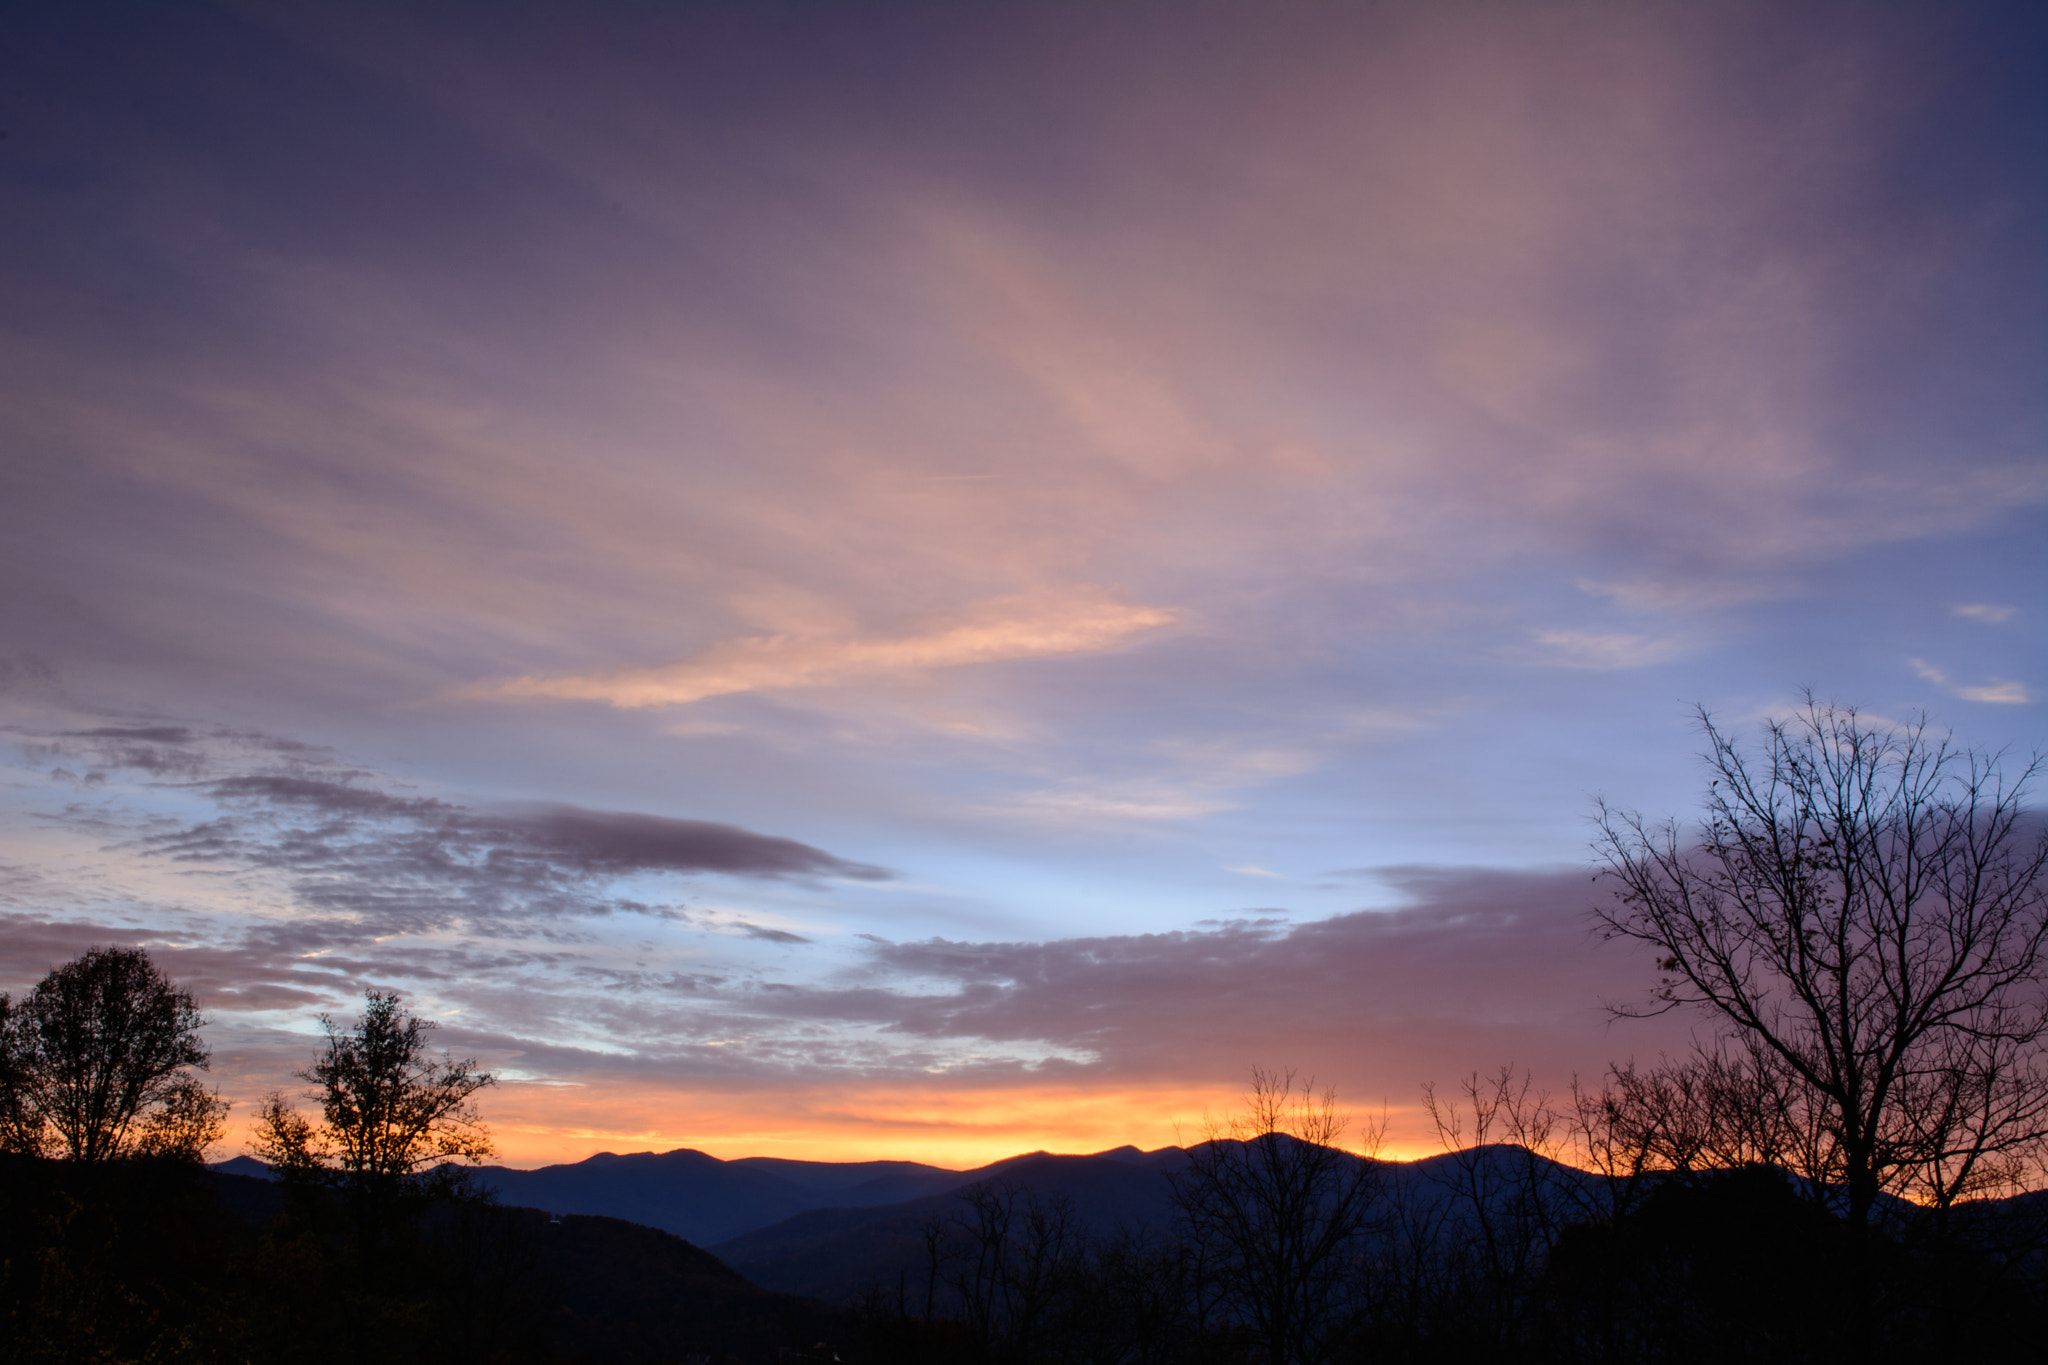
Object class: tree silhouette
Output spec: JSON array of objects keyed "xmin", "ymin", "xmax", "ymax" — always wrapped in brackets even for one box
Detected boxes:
[
  {"xmin": 921, "ymin": 1178, "xmax": 1090, "ymax": 1359},
  {"xmin": 0, "ymin": 946, "xmax": 226, "ymax": 1161},
  {"xmin": 1595, "ymin": 697, "xmax": 2048, "ymax": 1358},
  {"xmin": 255, "ymin": 990, "xmax": 495, "ymax": 1284},
  {"xmin": 1594, "ymin": 698, "xmax": 2048, "ymax": 1225},
  {"xmin": 1167, "ymin": 1067, "xmax": 1382, "ymax": 1365}
]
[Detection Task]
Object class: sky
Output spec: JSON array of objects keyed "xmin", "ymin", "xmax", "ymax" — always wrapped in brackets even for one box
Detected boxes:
[{"xmin": 1, "ymin": 1, "xmax": 2043, "ymax": 1168}]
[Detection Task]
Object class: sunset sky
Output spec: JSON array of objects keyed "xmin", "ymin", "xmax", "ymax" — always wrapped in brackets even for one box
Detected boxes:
[{"xmin": 2, "ymin": 2, "xmax": 2043, "ymax": 1168}]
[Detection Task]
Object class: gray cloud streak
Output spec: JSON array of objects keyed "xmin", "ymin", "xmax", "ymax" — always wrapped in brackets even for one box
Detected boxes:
[
  {"xmin": 654, "ymin": 864, "xmax": 1689, "ymax": 1086},
  {"xmin": 9, "ymin": 716, "xmax": 884, "ymax": 952}
]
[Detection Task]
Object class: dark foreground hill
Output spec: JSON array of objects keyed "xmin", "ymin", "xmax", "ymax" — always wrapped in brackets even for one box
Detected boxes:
[
  {"xmin": 521, "ymin": 1207, "xmax": 843, "ymax": 1362},
  {"xmin": 2, "ymin": 1153, "xmax": 843, "ymax": 1364},
  {"xmin": 36, "ymin": 1144, "xmax": 2048, "ymax": 1363}
]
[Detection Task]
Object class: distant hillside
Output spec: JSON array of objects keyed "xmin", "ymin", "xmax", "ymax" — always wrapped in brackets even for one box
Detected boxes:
[
  {"xmin": 212, "ymin": 1139, "xmax": 1602, "ymax": 1291},
  {"xmin": 216, "ymin": 1147, "xmax": 979, "ymax": 1245},
  {"xmin": 712, "ymin": 1141, "xmax": 1623, "ymax": 1304},
  {"xmin": 712, "ymin": 1147, "xmax": 1193, "ymax": 1300},
  {"xmin": 473, "ymin": 1148, "xmax": 958, "ymax": 1245}
]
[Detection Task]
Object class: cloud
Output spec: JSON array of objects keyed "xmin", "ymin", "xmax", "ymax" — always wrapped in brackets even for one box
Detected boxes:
[
  {"xmin": 1953, "ymin": 603, "xmax": 2017, "ymax": 624},
  {"xmin": 612, "ymin": 863, "xmax": 1686, "ymax": 1118},
  {"xmin": 3, "ymin": 4, "xmax": 2044, "ymax": 1167},
  {"xmin": 1957, "ymin": 681, "xmax": 2032, "ymax": 705},
  {"xmin": 0, "ymin": 703, "xmax": 1696, "ymax": 1165},
  {"xmin": 0, "ymin": 656, "xmax": 61, "ymax": 695},
  {"xmin": 988, "ymin": 737, "xmax": 1324, "ymax": 828},
  {"xmin": 1, "ymin": 714, "xmax": 888, "ymax": 973},
  {"xmin": 1909, "ymin": 657, "xmax": 1951, "ymax": 687},
  {"xmin": 467, "ymin": 587, "xmax": 1178, "ymax": 709},
  {"xmin": 8, "ymin": 790, "xmax": 1664, "ymax": 1105},
  {"xmin": 16, "ymin": 724, "xmax": 337, "ymax": 784},
  {"xmin": 7, "ymin": 861, "xmax": 1623, "ymax": 1072},
  {"xmin": 1524, "ymin": 630, "xmax": 1692, "ymax": 671},
  {"xmin": 1574, "ymin": 576, "xmax": 1772, "ymax": 614},
  {"xmin": 50, "ymin": 726, "xmax": 213, "ymax": 776},
  {"xmin": 175, "ymin": 773, "xmax": 885, "ymax": 884},
  {"xmin": 153, "ymin": 779, "xmax": 888, "ymax": 931},
  {"xmin": 487, "ymin": 804, "xmax": 888, "ymax": 880},
  {"xmin": 734, "ymin": 921, "xmax": 812, "ymax": 945},
  {"xmin": 68, "ymin": 725, "xmax": 200, "ymax": 744},
  {"xmin": 1909, "ymin": 659, "xmax": 2032, "ymax": 705},
  {"xmin": 208, "ymin": 774, "xmax": 452, "ymax": 819},
  {"xmin": 998, "ymin": 784, "xmax": 1237, "ymax": 826}
]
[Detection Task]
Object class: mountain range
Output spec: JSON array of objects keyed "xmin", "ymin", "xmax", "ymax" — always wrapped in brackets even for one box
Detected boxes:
[
  {"xmin": 213, "ymin": 1139, "xmax": 1597, "ymax": 1302},
  {"xmin": 213, "ymin": 1142, "xmax": 1193, "ymax": 1248},
  {"xmin": 215, "ymin": 1145, "xmax": 1071, "ymax": 1245},
  {"xmin": 217, "ymin": 1136, "xmax": 2030, "ymax": 1310}
]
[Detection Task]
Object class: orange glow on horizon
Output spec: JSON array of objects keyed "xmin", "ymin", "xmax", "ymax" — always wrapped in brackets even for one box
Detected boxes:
[{"xmin": 219, "ymin": 1077, "xmax": 1451, "ymax": 1170}]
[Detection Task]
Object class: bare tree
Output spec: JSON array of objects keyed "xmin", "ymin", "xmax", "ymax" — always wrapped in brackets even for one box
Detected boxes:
[
  {"xmin": 927, "ymin": 1178, "xmax": 1090, "ymax": 1358},
  {"xmin": 1167, "ymin": 1067, "xmax": 1382, "ymax": 1365},
  {"xmin": 1594, "ymin": 698, "xmax": 2048, "ymax": 1229},
  {"xmin": 255, "ymin": 991, "xmax": 495, "ymax": 1281},
  {"xmin": 1416, "ymin": 1065, "xmax": 1585, "ymax": 1346},
  {"xmin": 0, "ymin": 947, "xmax": 227, "ymax": 1161},
  {"xmin": 1577, "ymin": 1039, "xmax": 1843, "ymax": 1194},
  {"xmin": 1073, "ymin": 1226, "xmax": 1217, "ymax": 1365},
  {"xmin": 256, "ymin": 991, "xmax": 494, "ymax": 1186}
]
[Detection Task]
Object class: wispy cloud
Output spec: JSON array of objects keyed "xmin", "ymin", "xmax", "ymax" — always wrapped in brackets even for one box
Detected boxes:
[
  {"xmin": 1957, "ymin": 680, "xmax": 2033, "ymax": 705},
  {"xmin": 465, "ymin": 587, "xmax": 1177, "ymax": 708},
  {"xmin": 748, "ymin": 863, "xmax": 1681, "ymax": 1089},
  {"xmin": 141, "ymin": 860, "xmax": 1648, "ymax": 1113},
  {"xmin": 156, "ymin": 782, "xmax": 888, "ymax": 932},
  {"xmin": 991, "ymin": 737, "xmax": 1322, "ymax": 828},
  {"xmin": 5, "ymin": 714, "xmax": 886, "ymax": 952},
  {"xmin": 1524, "ymin": 629, "xmax": 1692, "ymax": 671},
  {"xmin": 1954, "ymin": 603, "xmax": 2017, "ymax": 624},
  {"xmin": 1574, "ymin": 576, "xmax": 1770, "ymax": 614},
  {"xmin": 1910, "ymin": 658, "xmax": 2032, "ymax": 705},
  {"xmin": 1909, "ymin": 658, "xmax": 1951, "ymax": 687},
  {"xmin": 1000, "ymin": 784, "xmax": 1237, "ymax": 826}
]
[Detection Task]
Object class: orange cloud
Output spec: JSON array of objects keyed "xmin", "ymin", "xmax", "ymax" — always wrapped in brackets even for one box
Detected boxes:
[{"xmin": 467, "ymin": 586, "xmax": 1178, "ymax": 708}]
